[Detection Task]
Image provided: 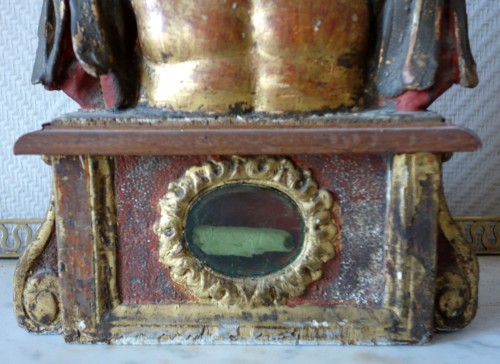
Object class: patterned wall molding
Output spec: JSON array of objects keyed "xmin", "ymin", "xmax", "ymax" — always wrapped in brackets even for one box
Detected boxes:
[{"xmin": 2, "ymin": 216, "xmax": 499, "ymax": 258}]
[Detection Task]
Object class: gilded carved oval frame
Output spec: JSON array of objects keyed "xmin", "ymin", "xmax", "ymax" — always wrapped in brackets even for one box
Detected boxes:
[{"xmin": 154, "ymin": 156, "xmax": 340, "ymax": 306}]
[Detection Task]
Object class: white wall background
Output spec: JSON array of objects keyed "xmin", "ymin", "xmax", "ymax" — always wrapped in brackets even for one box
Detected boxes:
[
  {"xmin": 1, "ymin": 0, "xmax": 76, "ymax": 219},
  {"xmin": 1, "ymin": 0, "xmax": 498, "ymax": 219},
  {"xmin": 432, "ymin": 1, "xmax": 500, "ymax": 216}
]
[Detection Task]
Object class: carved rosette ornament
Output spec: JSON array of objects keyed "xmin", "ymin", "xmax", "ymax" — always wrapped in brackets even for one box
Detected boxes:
[{"xmin": 155, "ymin": 156, "xmax": 339, "ymax": 306}]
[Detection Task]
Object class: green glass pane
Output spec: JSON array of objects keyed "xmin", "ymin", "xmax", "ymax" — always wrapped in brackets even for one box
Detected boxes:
[{"xmin": 184, "ymin": 184, "xmax": 304, "ymax": 278}]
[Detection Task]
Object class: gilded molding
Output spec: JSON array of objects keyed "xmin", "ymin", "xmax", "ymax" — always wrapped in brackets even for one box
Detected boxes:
[
  {"xmin": 155, "ymin": 156, "xmax": 339, "ymax": 307},
  {"xmin": 87, "ymin": 156, "xmax": 120, "ymax": 318},
  {"xmin": 384, "ymin": 154, "xmax": 440, "ymax": 330}
]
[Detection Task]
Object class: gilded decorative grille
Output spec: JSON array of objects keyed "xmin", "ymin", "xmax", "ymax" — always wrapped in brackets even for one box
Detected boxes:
[
  {"xmin": 0, "ymin": 220, "xmax": 43, "ymax": 258},
  {"xmin": 455, "ymin": 217, "xmax": 500, "ymax": 255}
]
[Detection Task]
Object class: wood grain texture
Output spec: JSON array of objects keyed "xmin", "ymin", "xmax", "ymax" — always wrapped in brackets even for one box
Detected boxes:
[{"xmin": 15, "ymin": 123, "xmax": 480, "ymax": 156}]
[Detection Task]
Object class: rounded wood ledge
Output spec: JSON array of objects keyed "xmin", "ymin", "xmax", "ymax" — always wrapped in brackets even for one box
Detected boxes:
[{"xmin": 14, "ymin": 110, "xmax": 480, "ymax": 156}]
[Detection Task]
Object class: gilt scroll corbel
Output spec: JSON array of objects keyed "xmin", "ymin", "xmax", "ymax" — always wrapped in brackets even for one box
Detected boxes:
[
  {"xmin": 435, "ymin": 157, "xmax": 479, "ymax": 330},
  {"xmin": 14, "ymin": 160, "xmax": 61, "ymax": 334}
]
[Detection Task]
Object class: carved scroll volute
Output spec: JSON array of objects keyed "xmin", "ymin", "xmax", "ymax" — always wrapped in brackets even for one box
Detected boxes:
[
  {"xmin": 14, "ymin": 192, "xmax": 62, "ymax": 333},
  {"xmin": 435, "ymin": 181, "xmax": 479, "ymax": 330}
]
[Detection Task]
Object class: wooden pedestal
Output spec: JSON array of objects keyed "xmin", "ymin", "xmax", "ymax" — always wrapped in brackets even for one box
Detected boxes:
[{"xmin": 13, "ymin": 111, "xmax": 480, "ymax": 344}]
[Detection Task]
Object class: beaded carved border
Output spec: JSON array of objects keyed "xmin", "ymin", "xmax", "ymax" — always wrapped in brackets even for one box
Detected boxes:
[{"xmin": 154, "ymin": 156, "xmax": 339, "ymax": 307}]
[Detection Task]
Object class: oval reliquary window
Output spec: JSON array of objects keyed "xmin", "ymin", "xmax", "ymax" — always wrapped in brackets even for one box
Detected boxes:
[{"xmin": 155, "ymin": 156, "xmax": 339, "ymax": 306}]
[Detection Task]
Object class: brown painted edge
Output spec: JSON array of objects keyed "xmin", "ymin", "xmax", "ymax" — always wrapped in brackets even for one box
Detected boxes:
[{"xmin": 14, "ymin": 124, "xmax": 481, "ymax": 156}]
